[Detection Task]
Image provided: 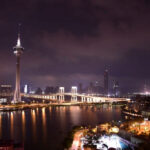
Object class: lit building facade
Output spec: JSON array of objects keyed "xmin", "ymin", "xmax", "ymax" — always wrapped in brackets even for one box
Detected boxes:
[{"xmin": 0, "ymin": 85, "xmax": 12, "ymax": 94}]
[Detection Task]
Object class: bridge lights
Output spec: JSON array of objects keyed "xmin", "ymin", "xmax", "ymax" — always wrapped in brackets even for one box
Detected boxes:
[
  {"xmin": 71, "ymin": 86, "xmax": 77, "ymax": 94},
  {"xmin": 71, "ymin": 86, "xmax": 78, "ymax": 101},
  {"xmin": 59, "ymin": 87, "xmax": 64, "ymax": 94},
  {"xmin": 59, "ymin": 87, "xmax": 65, "ymax": 102}
]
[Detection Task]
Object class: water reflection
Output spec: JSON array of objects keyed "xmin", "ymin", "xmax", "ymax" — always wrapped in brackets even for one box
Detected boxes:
[
  {"xmin": 49, "ymin": 107, "xmax": 52, "ymax": 114},
  {"xmin": 42, "ymin": 107, "xmax": 47, "ymax": 141},
  {"xmin": 0, "ymin": 114, "xmax": 2, "ymax": 139},
  {"xmin": 22, "ymin": 111, "xmax": 25, "ymax": 140},
  {"xmin": 36, "ymin": 108, "xmax": 39, "ymax": 116},
  {"xmin": 31, "ymin": 109, "xmax": 36, "ymax": 142},
  {"xmin": 69, "ymin": 106, "xmax": 81, "ymax": 125},
  {"xmin": 59, "ymin": 107, "xmax": 66, "ymax": 129},
  {"xmin": 10, "ymin": 112, "xmax": 14, "ymax": 139},
  {"xmin": 0, "ymin": 106, "xmax": 122, "ymax": 150}
]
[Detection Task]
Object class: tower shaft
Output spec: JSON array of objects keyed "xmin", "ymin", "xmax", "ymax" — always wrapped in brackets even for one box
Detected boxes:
[{"xmin": 14, "ymin": 55, "xmax": 21, "ymax": 102}]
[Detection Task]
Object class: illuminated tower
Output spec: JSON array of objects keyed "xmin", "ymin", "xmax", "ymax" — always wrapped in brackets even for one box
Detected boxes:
[
  {"xmin": 13, "ymin": 33, "xmax": 24, "ymax": 103},
  {"xmin": 104, "ymin": 69, "xmax": 109, "ymax": 96}
]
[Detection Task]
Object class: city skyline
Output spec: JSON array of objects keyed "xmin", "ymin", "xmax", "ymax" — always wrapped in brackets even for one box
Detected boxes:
[
  {"xmin": 0, "ymin": 1, "xmax": 150, "ymax": 149},
  {"xmin": 0, "ymin": 0, "xmax": 150, "ymax": 93}
]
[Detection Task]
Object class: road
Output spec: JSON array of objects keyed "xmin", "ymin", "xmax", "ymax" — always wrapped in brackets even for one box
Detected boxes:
[{"xmin": 69, "ymin": 130, "xmax": 83, "ymax": 150}]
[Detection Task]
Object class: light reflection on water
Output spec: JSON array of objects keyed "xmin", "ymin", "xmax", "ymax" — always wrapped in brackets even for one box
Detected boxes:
[
  {"xmin": 10, "ymin": 112, "xmax": 14, "ymax": 139},
  {"xmin": 42, "ymin": 107, "xmax": 47, "ymax": 142},
  {"xmin": 22, "ymin": 111, "xmax": 25, "ymax": 140},
  {"xmin": 31, "ymin": 109, "xmax": 36, "ymax": 142},
  {"xmin": 0, "ymin": 105, "xmax": 122, "ymax": 150},
  {"xmin": 0, "ymin": 114, "xmax": 2, "ymax": 139}
]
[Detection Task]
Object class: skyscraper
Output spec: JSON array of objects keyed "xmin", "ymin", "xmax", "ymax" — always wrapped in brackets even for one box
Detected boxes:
[
  {"xmin": 13, "ymin": 33, "xmax": 24, "ymax": 103},
  {"xmin": 24, "ymin": 84, "xmax": 28, "ymax": 94},
  {"xmin": 104, "ymin": 69, "xmax": 109, "ymax": 96},
  {"xmin": 78, "ymin": 83, "xmax": 83, "ymax": 94},
  {"xmin": 113, "ymin": 81, "xmax": 120, "ymax": 97}
]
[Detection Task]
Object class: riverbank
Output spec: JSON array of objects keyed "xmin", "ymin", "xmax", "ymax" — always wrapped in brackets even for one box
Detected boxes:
[{"xmin": 0, "ymin": 102, "xmax": 125, "ymax": 111}]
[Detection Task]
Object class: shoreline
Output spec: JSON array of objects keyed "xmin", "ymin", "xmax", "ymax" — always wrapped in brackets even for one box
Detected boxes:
[{"xmin": 0, "ymin": 102, "xmax": 124, "ymax": 112}]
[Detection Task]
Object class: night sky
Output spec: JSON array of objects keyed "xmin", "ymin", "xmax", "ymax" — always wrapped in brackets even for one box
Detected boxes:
[{"xmin": 0, "ymin": 0, "xmax": 150, "ymax": 93}]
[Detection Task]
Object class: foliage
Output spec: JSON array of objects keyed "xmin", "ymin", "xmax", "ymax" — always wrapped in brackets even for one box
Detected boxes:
[{"xmin": 63, "ymin": 126, "xmax": 83, "ymax": 149}]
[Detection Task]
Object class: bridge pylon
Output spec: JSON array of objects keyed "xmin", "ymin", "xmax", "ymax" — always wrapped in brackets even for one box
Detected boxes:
[
  {"xmin": 81, "ymin": 96, "xmax": 86, "ymax": 102},
  {"xmin": 58, "ymin": 87, "xmax": 65, "ymax": 102},
  {"xmin": 71, "ymin": 86, "xmax": 77, "ymax": 102}
]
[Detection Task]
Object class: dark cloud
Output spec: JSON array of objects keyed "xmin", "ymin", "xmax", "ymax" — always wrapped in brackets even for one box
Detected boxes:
[{"xmin": 0, "ymin": 0, "xmax": 150, "ymax": 93}]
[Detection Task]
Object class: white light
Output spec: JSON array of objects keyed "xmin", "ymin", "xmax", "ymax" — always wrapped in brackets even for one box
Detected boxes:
[
  {"xmin": 17, "ymin": 35, "xmax": 21, "ymax": 47},
  {"xmin": 71, "ymin": 86, "xmax": 77, "ymax": 94},
  {"xmin": 24, "ymin": 84, "xmax": 28, "ymax": 94},
  {"xmin": 107, "ymin": 94, "xmax": 110, "ymax": 97},
  {"xmin": 59, "ymin": 87, "xmax": 64, "ymax": 94},
  {"xmin": 126, "ymin": 98, "xmax": 131, "ymax": 101},
  {"xmin": 72, "ymin": 86, "xmax": 77, "ymax": 89},
  {"xmin": 98, "ymin": 135, "xmax": 121, "ymax": 149},
  {"xmin": 145, "ymin": 91, "xmax": 149, "ymax": 95}
]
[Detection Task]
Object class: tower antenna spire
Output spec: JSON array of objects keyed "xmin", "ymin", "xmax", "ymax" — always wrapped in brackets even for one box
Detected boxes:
[
  {"xmin": 17, "ymin": 23, "xmax": 22, "ymax": 47},
  {"xmin": 18, "ymin": 23, "xmax": 21, "ymax": 35}
]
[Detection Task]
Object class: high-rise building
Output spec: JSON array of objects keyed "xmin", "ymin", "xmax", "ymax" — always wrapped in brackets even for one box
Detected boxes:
[
  {"xmin": 0, "ymin": 85, "xmax": 12, "ymax": 94},
  {"xmin": 88, "ymin": 82, "xmax": 94, "ymax": 94},
  {"xmin": 144, "ymin": 82, "xmax": 148, "ymax": 94},
  {"xmin": 104, "ymin": 69, "xmax": 109, "ymax": 96},
  {"xmin": 94, "ymin": 81, "xmax": 103, "ymax": 94},
  {"xmin": 78, "ymin": 83, "xmax": 83, "ymax": 94},
  {"xmin": 24, "ymin": 85, "xmax": 28, "ymax": 94},
  {"xmin": 0, "ymin": 85, "xmax": 13, "ymax": 102},
  {"xmin": 13, "ymin": 33, "xmax": 24, "ymax": 103},
  {"xmin": 113, "ymin": 81, "xmax": 120, "ymax": 97}
]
